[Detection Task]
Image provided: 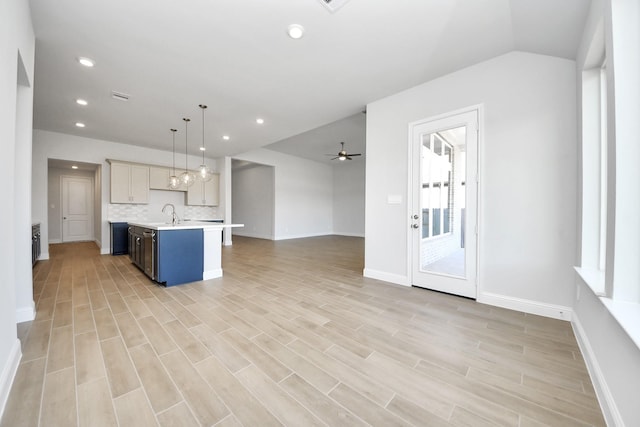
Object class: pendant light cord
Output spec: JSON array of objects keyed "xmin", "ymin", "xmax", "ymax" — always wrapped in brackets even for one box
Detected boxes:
[
  {"xmin": 183, "ymin": 118, "xmax": 190, "ymax": 172},
  {"xmin": 170, "ymin": 128, "xmax": 177, "ymax": 175},
  {"xmin": 199, "ymin": 104, "xmax": 207, "ymax": 164}
]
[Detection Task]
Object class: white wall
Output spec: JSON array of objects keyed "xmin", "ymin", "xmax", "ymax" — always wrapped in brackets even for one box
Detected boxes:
[
  {"xmin": 233, "ymin": 149, "xmax": 333, "ymax": 240},
  {"xmin": 32, "ymin": 130, "xmax": 218, "ymax": 257},
  {"xmin": 232, "ymin": 164, "xmax": 275, "ymax": 239},
  {"xmin": 365, "ymin": 51, "xmax": 577, "ymax": 317},
  {"xmin": 0, "ymin": 0, "xmax": 34, "ymax": 416},
  {"xmin": 332, "ymin": 161, "xmax": 365, "ymax": 237},
  {"xmin": 47, "ymin": 167, "xmax": 96, "ymax": 242},
  {"xmin": 571, "ymin": 1, "xmax": 640, "ymax": 425}
]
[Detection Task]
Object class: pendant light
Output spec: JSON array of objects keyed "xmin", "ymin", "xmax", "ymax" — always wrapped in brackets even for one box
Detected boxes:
[
  {"xmin": 168, "ymin": 128, "xmax": 181, "ymax": 189},
  {"xmin": 196, "ymin": 104, "xmax": 213, "ymax": 182},
  {"xmin": 179, "ymin": 118, "xmax": 196, "ymax": 187}
]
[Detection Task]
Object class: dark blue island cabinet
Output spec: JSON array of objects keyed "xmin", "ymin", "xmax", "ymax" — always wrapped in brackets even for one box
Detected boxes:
[{"xmin": 157, "ymin": 229, "xmax": 204, "ymax": 287}]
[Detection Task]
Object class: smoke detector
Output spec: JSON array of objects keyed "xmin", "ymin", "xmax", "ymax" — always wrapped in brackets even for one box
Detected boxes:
[{"xmin": 318, "ymin": 0, "xmax": 351, "ymax": 13}]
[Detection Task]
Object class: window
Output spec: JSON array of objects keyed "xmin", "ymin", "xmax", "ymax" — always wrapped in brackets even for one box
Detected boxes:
[
  {"xmin": 579, "ymin": 59, "xmax": 607, "ymax": 294},
  {"xmin": 421, "ymin": 133, "xmax": 454, "ymax": 239}
]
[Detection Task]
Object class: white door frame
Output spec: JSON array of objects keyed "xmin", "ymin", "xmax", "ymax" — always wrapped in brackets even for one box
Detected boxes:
[
  {"xmin": 61, "ymin": 175, "xmax": 94, "ymax": 242},
  {"xmin": 407, "ymin": 104, "xmax": 483, "ymax": 298}
]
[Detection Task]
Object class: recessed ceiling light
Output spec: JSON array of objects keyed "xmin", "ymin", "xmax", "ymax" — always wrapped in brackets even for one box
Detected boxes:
[
  {"xmin": 199, "ymin": 147, "xmax": 206, "ymax": 151},
  {"xmin": 222, "ymin": 135, "xmax": 230, "ymax": 141},
  {"xmin": 75, "ymin": 122, "xmax": 85, "ymax": 128},
  {"xmin": 256, "ymin": 118, "xmax": 264, "ymax": 124},
  {"xmin": 78, "ymin": 57, "xmax": 95, "ymax": 67},
  {"xmin": 287, "ymin": 24, "xmax": 305, "ymax": 39},
  {"xmin": 71, "ymin": 165, "xmax": 78, "ymax": 169},
  {"xmin": 76, "ymin": 99, "xmax": 88, "ymax": 106}
]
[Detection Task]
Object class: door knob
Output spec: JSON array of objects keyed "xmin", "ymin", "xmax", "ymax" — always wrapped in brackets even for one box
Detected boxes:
[{"xmin": 412, "ymin": 224, "xmax": 419, "ymax": 229}]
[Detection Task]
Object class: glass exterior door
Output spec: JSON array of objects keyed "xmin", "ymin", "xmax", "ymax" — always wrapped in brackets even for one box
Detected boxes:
[{"xmin": 411, "ymin": 110, "xmax": 478, "ymax": 298}]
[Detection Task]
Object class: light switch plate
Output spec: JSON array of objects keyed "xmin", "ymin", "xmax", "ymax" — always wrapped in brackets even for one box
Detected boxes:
[{"xmin": 387, "ymin": 195, "xmax": 402, "ymax": 204}]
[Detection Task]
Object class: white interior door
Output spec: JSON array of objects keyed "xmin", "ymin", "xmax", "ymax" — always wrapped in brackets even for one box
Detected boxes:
[
  {"xmin": 410, "ymin": 109, "xmax": 478, "ymax": 298},
  {"xmin": 62, "ymin": 176, "xmax": 93, "ymax": 242}
]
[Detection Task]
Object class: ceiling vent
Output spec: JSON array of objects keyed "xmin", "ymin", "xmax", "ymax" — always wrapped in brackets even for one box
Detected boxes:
[
  {"xmin": 318, "ymin": 0, "xmax": 351, "ymax": 13},
  {"xmin": 111, "ymin": 91, "xmax": 130, "ymax": 102}
]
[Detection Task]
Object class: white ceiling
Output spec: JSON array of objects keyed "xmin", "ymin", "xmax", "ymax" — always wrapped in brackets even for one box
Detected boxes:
[{"xmin": 29, "ymin": 0, "xmax": 591, "ymax": 163}]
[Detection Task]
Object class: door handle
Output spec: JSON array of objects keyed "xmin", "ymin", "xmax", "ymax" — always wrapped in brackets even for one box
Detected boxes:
[
  {"xmin": 63, "ymin": 217, "xmax": 67, "ymax": 220},
  {"xmin": 413, "ymin": 214, "xmax": 419, "ymax": 220},
  {"xmin": 411, "ymin": 224, "xmax": 419, "ymax": 229}
]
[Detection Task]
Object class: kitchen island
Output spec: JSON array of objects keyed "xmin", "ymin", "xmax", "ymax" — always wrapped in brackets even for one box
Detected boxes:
[{"xmin": 127, "ymin": 221, "xmax": 243, "ymax": 286}]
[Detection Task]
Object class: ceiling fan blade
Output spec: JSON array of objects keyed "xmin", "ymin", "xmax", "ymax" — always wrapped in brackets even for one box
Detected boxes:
[
  {"xmin": 349, "ymin": 153, "xmax": 362, "ymax": 156},
  {"xmin": 346, "ymin": 156, "xmax": 353, "ymax": 160},
  {"xmin": 330, "ymin": 156, "xmax": 339, "ymax": 160},
  {"xmin": 324, "ymin": 154, "xmax": 336, "ymax": 156}
]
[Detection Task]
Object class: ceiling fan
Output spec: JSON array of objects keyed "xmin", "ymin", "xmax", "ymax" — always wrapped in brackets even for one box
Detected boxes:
[{"xmin": 326, "ymin": 142, "xmax": 361, "ymax": 161}]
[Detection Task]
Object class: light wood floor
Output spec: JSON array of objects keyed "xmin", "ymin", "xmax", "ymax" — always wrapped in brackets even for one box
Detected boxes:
[{"xmin": 1, "ymin": 236, "xmax": 605, "ymax": 427}]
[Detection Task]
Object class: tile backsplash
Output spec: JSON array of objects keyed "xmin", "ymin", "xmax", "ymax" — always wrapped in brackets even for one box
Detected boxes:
[{"xmin": 107, "ymin": 190, "xmax": 220, "ymax": 222}]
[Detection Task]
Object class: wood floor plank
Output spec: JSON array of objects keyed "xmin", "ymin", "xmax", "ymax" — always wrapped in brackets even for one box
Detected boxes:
[
  {"xmin": 252, "ymin": 332, "xmax": 339, "ymax": 393},
  {"xmin": 46, "ymin": 325, "xmax": 74, "ymax": 373},
  {"xmin": 279, "ymin": 373, "xmax": 368, "ymax": 427},
  {"xmin": 113, "ymin": 388, "xmax": 158, "ymax": 427},
  {"xmin": 195, "ymin": 356, "xmax": 283, "ymax": 427},
  {"xmin": 235, "ymin": 364, "xmax": 325, "ymax": 426},
  {"xmin": 73, "ymin": 304, "xmax": 95, "ymax": 335},
  {"xmin": 156, "ymin": 402, "xmax": 199, "ymax": 427},
  {"xmin": 93, "ymin": 308, "xmax": 120, "ymax": 341},
  {"xmin": 220, "ymin": 329, "xmax": 291, "ymax": 382},
  {"xmin": 75, "ymin": 331, "xmax": 106, "ymax": 385},
  {"xmin": 40, "ymin": 367, "xmax": 77, "ymax": 427},
  {"xmin": 137, "ymin": 316, "xmax": 177, "ymax": 356},
  {"xmin": 129, "ymin": 343, "xmax": 182, "ymax": 413},
  {"xmin": 21, "ymin": 319, "xmax": 52, "ymax": 362},
  {"xmin": 52, "ymin": 300, "xmax": 73, "ymax": 328},
  {"xmin": 0, "ymin": 239, "xmax": 605, "ymax": 427},
  {"xmin": 114, "ymin": 311, "xmax": 147, "ymax": 348},
  {"xmin": 0, "ymin": 358, "xmax": 46, "ymax": 427},
  {"xmin": 77, "ymin": 378, "xmax": 118, "ymax": 427},
  {"xmin": 190, "ymin": 324, "xmax": 251, "ymax": 373},
  {"xmin": 100, "ymin": 337, "xmax": 140, "ymax": 398},
  {"xmin": 162, "ymin": 319, "xmax": 210, "ymax": 363},
  {"xmin": 287, "ymin": 335, "xmax": 395, "ymax": 407},
  {"xmin": 160, "ymin": 350, "xmax": 230, "ymax": 426},
  {"xmin": 328, "ymin": 382, "xmax": 409, "ymax": 426}
]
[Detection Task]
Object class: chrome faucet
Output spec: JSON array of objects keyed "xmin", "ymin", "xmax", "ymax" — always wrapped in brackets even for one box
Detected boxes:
[{"xmin": 161, "ymin": 203, "xmax": 180, "ymax": 225}]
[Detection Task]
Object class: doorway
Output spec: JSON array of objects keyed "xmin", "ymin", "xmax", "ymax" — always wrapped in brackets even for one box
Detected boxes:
[
  {"xmin": 61, "ymin": 176, "xmax": 93, "ymax": 242},
  {"xmin": 410, "ymin": 108, "xmax": 479, "ymax": 298}
]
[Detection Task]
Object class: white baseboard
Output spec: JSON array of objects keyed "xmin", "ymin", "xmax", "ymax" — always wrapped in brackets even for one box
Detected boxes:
[
  {"xmin": 100, "ymin": 248, "xmax": 110, "ymax": 255},
  {"xmin": 274, "ymin": 232, "xmax": 332, "ymax": 241},
  {"xmin": 233, "ymin": 231, "xmax": 274, "ymax": 240},
  {"xmin": 363, "ymin": 268, "xmax": 409, "ymax": 286},
  {"xmin": 39, "ymin": 252, "xmax": 49, "ymax": 261},
  {"xmin": 332, "ymin": 232, "xmax": 365, "ymax": 238},
  {"xmin": 0, "ymin": 339, "xmax": 21, "ymax": 421},
  {"xmin": 572, "ymin": 314, "xmax": 623, "ymax": 427},
  {"xmin": 48, "ymin": 239, "xmax": 61, "ymax": 244},
  {"xmin": 15, "ymin": 301, "xmax": 35, "ymax": 323},
  {"xmin": 478, "ymin": 292, "xmax": 572, "ymax": 321}
]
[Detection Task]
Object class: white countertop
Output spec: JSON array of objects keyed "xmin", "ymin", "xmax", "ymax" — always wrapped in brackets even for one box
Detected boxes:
[{"xmin": 127, "ymin": 221, "xmax": 243, "ymax": 231}]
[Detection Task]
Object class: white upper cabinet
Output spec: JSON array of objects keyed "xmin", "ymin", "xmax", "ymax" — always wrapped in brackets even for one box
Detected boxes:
[
  {"xmin": 187, "ymin": 173, "xmax": 219, "ymax": 206},
  {"xmin": 149, "ymin": 166, "xmax": 185, "ymax": 191},
  {"xmin": 110, "ymin": 161, "xmax": 149, "ymax": 204}
]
